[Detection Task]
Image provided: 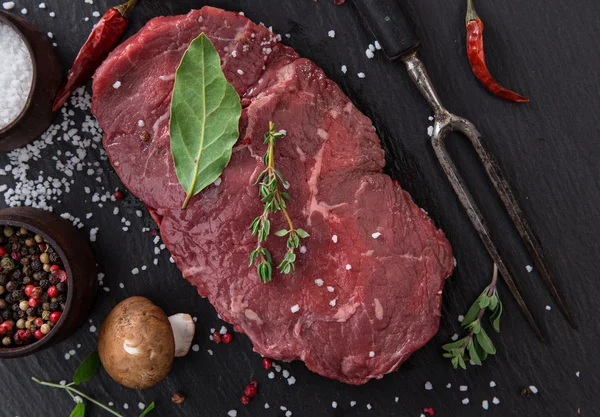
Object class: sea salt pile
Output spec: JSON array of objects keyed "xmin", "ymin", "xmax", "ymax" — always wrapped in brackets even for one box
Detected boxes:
[{"xmin": 0, "ymin": 21, "xmax": 34, "ymax": 129}]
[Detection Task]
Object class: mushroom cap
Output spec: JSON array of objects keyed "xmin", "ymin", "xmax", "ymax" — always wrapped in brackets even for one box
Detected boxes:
[{"xmin": 98, "ymin": 296, "xmax": 175, "ymax": 389}]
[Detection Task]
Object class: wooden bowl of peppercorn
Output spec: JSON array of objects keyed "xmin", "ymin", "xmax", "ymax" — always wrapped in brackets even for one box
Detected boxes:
[{"xmin": 0, "ymin": 207, "xmax": 97, "ymax": 358}]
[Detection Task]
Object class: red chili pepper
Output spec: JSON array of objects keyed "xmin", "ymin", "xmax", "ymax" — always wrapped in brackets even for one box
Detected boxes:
[
  {"xmin": 465, "ymin": 0, "xmax": 529, "ymax": 103},
  {"xmin": 52, "ymin": 0, "xmax": 138, "ymax": 111}
]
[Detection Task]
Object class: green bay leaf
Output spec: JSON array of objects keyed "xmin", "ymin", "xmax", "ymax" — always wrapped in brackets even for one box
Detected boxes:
[
  {"xmin": 69, "ymin": 403, "xmax": 85, "ymax": 417},
  {"xmin": 73, "ymin": 351, "xmax": 100, "ymax": 385},
  {"xmin": 170, "ymin": 33, "xmax": 242, "ymax": 209}
]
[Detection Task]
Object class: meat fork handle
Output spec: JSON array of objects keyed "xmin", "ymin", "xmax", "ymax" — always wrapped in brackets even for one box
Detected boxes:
[{"xmin": 350, "ymin": 0, "xmax": 421, "ymax": 60}]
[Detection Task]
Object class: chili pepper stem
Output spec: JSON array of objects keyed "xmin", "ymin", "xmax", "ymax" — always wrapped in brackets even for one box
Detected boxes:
[
  {"xmin": 115, "ymin": 0, "xmax": 138, "ymax": 17},
  {"xmin": 465, "ymin": 0, "xmax": 479, "ymax": 23}
]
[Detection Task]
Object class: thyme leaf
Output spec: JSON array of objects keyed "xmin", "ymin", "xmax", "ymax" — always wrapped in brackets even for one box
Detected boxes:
[
  {"xmin": 249, "ymin": 122, "xmax": 309, "ymax": 283},
  {"xmin": 442, "ymin": 264, "xmax": 502, "ymax": 369}
]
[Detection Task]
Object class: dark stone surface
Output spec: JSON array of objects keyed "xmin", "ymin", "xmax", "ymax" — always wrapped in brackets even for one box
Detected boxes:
[{"xmin": 0, "ymin": 0, "xmax": 597, "ymax": 416}]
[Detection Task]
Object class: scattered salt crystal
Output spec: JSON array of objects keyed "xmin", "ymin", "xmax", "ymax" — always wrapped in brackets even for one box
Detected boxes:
[
  {"xmin": 315, "ymin": 279, "xmax": 324, "ymax": 286},
  {"xmin": 369, "ymin": 351, "xmax": 375, "ymax": 358},
  {"xmin": 113, "ymin": 207, "xmax": 119, "ymax": 215},
  {"xmin": 526, "ymin": 265, "xmax": 533, "ymax": 272},
  {"xmin": 482, "ymin": 400, "xmax": 489, "ymax": 410},
  {"xmin": 92, "ymin": 11, "xmax": 100, "ymax": 17},
  {"xmin": 451, "ymin": 333, "xmax": 459, "ymax": 341},
  {"xmin": 345, "ymin": 264, "xmax": 352, "ymax": 270},
  {"xmin": 357, "ymin": 72, "xmax": 366, "ymax": 78},
  {"xmin": 141, "ymin": 265, "xmax": 147, "ymax": 271},
  {"xmin": 138, "ymin": 403, "xmax": 145, "ymax": 410},
  {"xmin": 137, "ymin": 120, "xmax": 145, "ymax": 127},
  {"xmin": 458, "ymin": 315, "xmax": 464, "ymax": 322},
  {"xmin": 341, "ymin": 65, "xmax": 347, "ymax": 74},
  {"xmin": 299, "ymin": 246, "xmax": 307, "ymax": 254},
  {"xmin": 64, "ymin": 353, "xmax": 71, "ymax": 360},
  {"xmin": 366, "ymin": 404, "xmax": 372, "ymax": 410},
  {"xmin": 131, "ymin": 268, "xmax": 139, "ymax": 275},
  {"xmin": 462, "ymin": 398, "xmax": 470, "ymax": 405},
  {"xmin": 368, "ymin": 44, "xmax": 375, "ymax": 52},
  {"xmin": 327, "ymin": 286, "xmax": 334, "ymax": 292},
  {"xmin": 446, "ymin": 383, "xmax": 452, "ymax": 388},
  {"xmin": 227, "ymin": 410, "xmax": 237, "ymax": 417},
  {"xmin": 529, "ymin": 385, "xmax": 539, "ymax": 394},
  {"xmin": 219, "ymin": 326, "xmax": 227, "ymax": 335},
  {"xmin": 374, "ymin": 40, "xmax": 382, "ymax": 50},
  {"xmin": 123, "ymin": 403, "xmax": 129, "ymax": 410},
  {"xmin": 372, "ymin": 232, "xmax": 381, "ymax": 239},
  {"xmin": 264, "ymin": 403, "xmax": 270, "ymax": 409},
  {"xmin": 191, "ymin": 344, "xmax": 199, "ymax": 352},
  {"xmin": 331, "ymin": 234, "xmax": 338, "ymax": 243},
  {"xmin": 428, "ymin": 115, "xmax": 434, "ymax": 121},
  {"xmin": 267, "ymin": 372, "xmax": 275, "ymax": 379},
  {"xmin": 394, "ymin": 397, "xmax": 399, "ymax": 402},
  {"xmin": 47, "ymin": 32, "xmax": 54, "ymax": 39},
  {"xmin": 490, "ymin": 381, "xmax": 496, "ymax": 388},
  {"xmin": 103, "ymin": 287, "xmax": 110, "ymax": 292},
  {"xmin": 328, "ymin": 30, "xmax": 336, "ymax": 38},
  {"xmin": 214, "ymin": 177, "xmax": 222, "ymax": 186},
  {"xmin": 576, "ymin": 371, "xmax": 580, "ymax": 377},
  {"xmin": 285, "ymin": 412, "xmax": 292, "ymax": 417},
  {"xmin": 329, "ymin": 299, "xmax": 337, "ymax": 307},
  {"xmin": 366, "ymin": 49, "xmax": 374, "ymax": 59},
  {"xmin": 546, "ymin": 305, "xmax": 552, "ymax": 311},
  {"xmin": 119, "ymin": 283, "xmax": 124, "ymax": 288},
  {"xmin": 280, "ymin": 406, "xmax": 287, "ymax": 411},
  {"xmin": 38, "ymin": 3, "xmax": 46, "ymax": 8},
  {"xmin": 427, "ymin": 126, "xmax": 434, "ymax": 137},
  {"xmin": 21, "ymin": 8, "xmax": 27, "ymax": 14},
  {"xmin": 282, "ymin": 370, "xmax": 290, "ymax": 378},
  {"xmin": 207, "ymin": 349, "xmax": 213, "ymax": 355},
  {"xmin": 332, "ymin": 402, "xmax": 337, "ymax": 409},
  {"xmin": 351, "ymin": 401, "xmax": 357, "ymax": 406},
  {"xmin": 290, "ymin": 304, "xmax": 300, "ymax": 313},
  {"xmin": 460, "ymin": 385, "xmax": 468, "ymax": 392},
  {"xmin": 287, "ymin": 376, "xmax": 296, "ymax": 385},
  {"xmin": 89, "ymin": 325, "xmax": 96, "ymax": 332},
  {"xmin": 237, "ymin": 69, "xmax": 244, "ymax": 75},
  {"xmin": 425, "ymin": 381, "xmax": 433, "ymax": 390},
  {"xmin": 492, "ymin": 397, "xmax": 500, "ymax": 405}
]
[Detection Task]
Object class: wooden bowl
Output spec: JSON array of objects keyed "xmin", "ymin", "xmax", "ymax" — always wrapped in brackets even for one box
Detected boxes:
[
  {"xmin": 0, "ymin": 207, "xmax": 97, "ymax": 358},
  {"xmin": 0, "ymin": 11, "xmax": 62, "ymax": 152}
]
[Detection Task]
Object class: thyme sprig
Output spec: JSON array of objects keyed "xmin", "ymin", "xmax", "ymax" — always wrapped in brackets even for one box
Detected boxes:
[
  {"xmin": 443, "ymin": 264, "xmax": 503, "ymax": 369},
  {"xmin": 249, "ymin": 122, "xmax": 309, "ymax": 283}
]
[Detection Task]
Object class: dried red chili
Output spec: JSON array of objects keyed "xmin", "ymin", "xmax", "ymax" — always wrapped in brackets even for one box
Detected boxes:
[
  {"xmin": 465, "ymin": 0, "xmax": 529, "ymax": 103},
  {"xmin": 52, "ymin": 0, "xmax": 138, "ymax": 111}
]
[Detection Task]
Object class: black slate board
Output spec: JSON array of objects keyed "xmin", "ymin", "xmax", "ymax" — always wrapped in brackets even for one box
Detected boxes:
[{"xmin": 0, "ymin": 0, "xmax": 599, "ymax": 416}]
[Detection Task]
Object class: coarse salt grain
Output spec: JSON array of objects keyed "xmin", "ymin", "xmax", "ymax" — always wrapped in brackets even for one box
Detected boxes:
[
  {"xmin": 341, "ymin": 65, "xmax": 347, "ymax": 74},
  {"xmin": 458, "ymin": 315, "xmax": 464, "ymax": 322},
  {"xmin": 0, "ymin": 21, "xmax": 34, "ymax": 129},
  {"xmin": 315, "ymin": 278, "xmax": 324, "ymax": 286},
  {"xmin": 38, "ymin": 3, "xmax": 46, "ymax": 8},
  {"xmin": 327, "ymin": 286, "xmax": 334, "ymax": 292},
  {"xmin": 526, "ymin": 265, "xmax": 533, "ymax": 272},
  {"xmin": 351, "ymin": 401, "xmax": 356, "ymax": 406},
  {"xmin": 328, "ymin": 30, "xmax": 335, "ymax": 38},
  {"xmin": 191, "ymin": 344, "xmax": 199, "ymax": 352},
  {"xmin": 345, "ymin": 264, "xmax": 352, "ymax": 270},
  {"xmin": 369, "ymin": 351, "xmax": 375, "ymax": 357},
  {"xmin": 462, "ymin": 398, "xmax": 470, "ymax": 405},
  {"xmin": 425, "ymin": 381, "xmax": 433, "ymax": 390},
  {"xmin": 358, "ymin": 72, "xmax": 366, "ymax": 78},
  {"xmin": 123, "ymin": 403, "xmax": 129, "ymax": 409},
  {"xmin": 290, "ymin": 304, "xmax": 300, "ymax": 313},
  {"xmin": 237, "ymin": 69, "xmax": 244, "ymax": 75},
  {"xmin": 529, "ymin": 385, "xmax": 539, "ymax": 394},
  {"xmin": 482, "ymin": 400, "xmax": 489, "ymax": 410},
  {"xmin": 264, "ymin": 403, "xmax": 270, "ymax": 409},
  {"xmin": 331, "ymin": 235, "xmax": 338, "ymax": 243},
  {"xmin": 372, "ymin": 232, "xmax": 381, "ymax": 239},
  {"xmin": 451, "ymin": 333, "xmax": 459, "ymax": 341},
  {"xmin": 267, "ymin": 372, "xmax": 275, "ymax": 379},
  {"xmin": 112, "ymin": 81, "xmax": 122, "ymax": 89},
  {"xmin": 490, "ymin": 381, "xmax": 496, "ymax": 387},
  {"xmin": 138, "ymin": 403, "xmax": 145, "ymax": 410},
  {"xmin": 460, "ymin": 385, "xmax": 468, "ymax": 391},
  {"xmin": 366, "ymin": 404, "xmax": 372, "ymax": 410},
  {"xmin": 131, "ymin": 268, "xmax": 139, "ymax": 275},
  {"xmin": 546, "ymin": 305, "xmax": 552, "ymax": 311},
  {"xmin": 92, "ymin": 11, "xmax": 100, "ymax": 17},
  {"xmin": 427, "ymin": 126, "xmax": 434, "ymax": 137},
  {"xmin": 332, "ymin": 402, "xmax": 337, "ymax": 409},
  {"xmin": 2, "ymin": 2, "xmax": 15, "ymax": 10},
  {"xmin": 329, "ymin": 299, "xmax": 336, "ymax": 307},
  {"xmin": 446, "ymin": 383, "xmax": 452, "ymax": 388},
  {"xmin": 492, "ymin": 397, "xmax": 500, "ymax": 405},
  {"xmin": 366, "ymin": 49, "xmax": 374, "ymax": 59},
  {"xmin": 227, "ymin": 410, "xmax": 237, "ymax": 417},
  {"xmin": 374, "ymin": 40, "xmax": 382, "ymax": 50}
]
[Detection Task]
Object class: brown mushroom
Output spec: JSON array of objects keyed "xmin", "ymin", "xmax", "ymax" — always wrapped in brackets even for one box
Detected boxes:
[{"xmin": 98, "ymin": 296, "xmax": 175, "ymax": 389}]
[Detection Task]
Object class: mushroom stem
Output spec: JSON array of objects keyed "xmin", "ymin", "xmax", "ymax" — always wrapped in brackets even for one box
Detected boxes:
[{"xmin": 168, "ymin": 313, "xmax": 195, "ymax": 357}]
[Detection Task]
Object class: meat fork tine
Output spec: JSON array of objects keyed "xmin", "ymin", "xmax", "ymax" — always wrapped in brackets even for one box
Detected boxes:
[{"xmin": 403, "ymin": 54, "xmax": 545, "ymax": 339}]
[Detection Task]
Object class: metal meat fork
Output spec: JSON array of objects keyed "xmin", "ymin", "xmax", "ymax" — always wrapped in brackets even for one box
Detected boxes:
[{"xmin": 351, "ymin": 0, "xmax": 576, "ymax": 338}]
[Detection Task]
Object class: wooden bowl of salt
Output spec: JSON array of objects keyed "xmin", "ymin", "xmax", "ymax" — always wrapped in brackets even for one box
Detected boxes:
[{"xmin": 0, "ymin": 11, "xmax": 62, "ymax": 152}]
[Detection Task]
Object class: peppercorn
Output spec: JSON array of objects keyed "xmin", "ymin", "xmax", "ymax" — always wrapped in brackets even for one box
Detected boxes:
[
  {"xmin": 2, "ymin": 336, "xmax": 10, "ymax": 346},
  {"xmin": 11, "ymin": 290, "xmax": 24, "ymax": 301},
  {"xmin": 240, "ymin": 395, "xmax": 251, "ymax": 405},
  {"xmin": 42, "ymin": 302, "xmax": 50, "ymax": 311},
  {"xmin": 16, "ymin": 319, "xmax": 26, "ymax": 329},
  {"xmin": 34, "ymin": 317, "xmax": 44, "ymax": 327},
  {"xmin": 11, "ymin": 269, "xmax": 22, "ymax": 281},
  {"xmin": 222, "ymin": 333, "xmax": 233, "ymax": 344},
  {"xmin": 56, "ymin": 282, "xmax": 67, "ymax": 294},
  {"xmin": 171, "ymin": 392, "xmax": 185, "ymax": 404},
  {"xmin": 1, "ymin": 258, "xmax": 14, "ymax": 271},
  {"xmin": 212, "ymin": 332, "xmax": 222, "ymax": 344},
  {"xmin": 19, "ymin": 300, "xmax": 29, "ymax": 311},
  {"xmin": 43, "ymin": 263, "xmax": 51, "ymax": 273},
  {"xmin": 49, "ymin": 311, "xmax": 61, "ymax": 323},
  {"xmin": 16, "ymin": 310, "xmax": 24, "ymax": 319},
  {"xmin": 262, "ymin": 358, "xmax": 272, "ymax": 370},
  {"xmin": 39, "ymin": 253, "xmax": 49, "ymax": 264},
  {"xmin": 39, "ymin": 279, "xmax": 50, "ymax": 289},
  {"xmin": 28, "ymin": 247, "xmax": 36, "ymax": 255},
  {"xmin": 22, "ymin": 276, "xmax": 31, "ymax": 286},
  {"xmin": 40, "ymin": 323, "xmax": 51, "ymax": 335},
  {"xmin": 0, "ymin": 274, "xmax": 6, "ymax": 285},
  {"xmin": 31, "ymin": 287, "xmax": 43, "ymax": 299},
  {"xmin": 114, "ymin": 190, "xmax": 124, "ymax": 200},
  {"xmin": 49, "ymin": 253, "xmax": 59, "ymax": 264},
  {"xmin": 0, "ymin": 286, "xmax": 4, "ymax": 296},
  {"xmin": 34, "ymin": 234, "xmax": 43, "ymax": 243},
  {"xmin": 49, "ymin": 302, "xmax": 59, "ymax": 312},
  {"xmin": 25, "ymin": 238, "xmax": 35, "ymax": 247},
  {"xmin": 4, "ymin": 294, "xmax": 13, "ymax": 304},
  {"xmin": 1, "ymin": 311, "xmax": 9, "ymax": 320},
  {"xmin": 243, "ymin": 384, "xmax": 257, "ymax": 398},
  {"xmin": 26, "ymin": 308, "xmax": 35, "ymax": 316},
  {"xmin": 28, "ymin": 298, "xmax": 39, "ymax": 308},
  {"xmin": 57, "ymin": 295, "xmax": 66, "ymax": 304},
  {"xmin": 0, "ymin": 247, "xmax": 5, "ymax": 257},
  {"xmin": 3, "ymin": 227, "xmax": 14, "ymax": 237},
  {"xmin": 18, "ymin": 228, "xmax": 27, "ymax": 236},
  {"xmin": 31, "ymin": 260, "xmax": 42, "ymax": 272},
  {"xmin": 0, "ymin": 299, "xmax": 6, "ymax": 310},
  {"xmin": 11, "ymin": 252, "xmax": 21, "ymax": 262},
  {"xmin": 20, "ymin": 246, "xmax": 28, "ymax": 256}
]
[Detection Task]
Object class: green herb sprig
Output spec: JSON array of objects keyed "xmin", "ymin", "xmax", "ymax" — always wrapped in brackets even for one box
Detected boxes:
[
  {"xmin": 249, "ymin": 122, "xmax": 309, "ymax": 283},
  {"xmin": 443, "ymin": 264, "xmax": 503, "ymax": 369},
  {"xmin": 32, "ymin": 351, "xmax": 155, "ymax": 417}
]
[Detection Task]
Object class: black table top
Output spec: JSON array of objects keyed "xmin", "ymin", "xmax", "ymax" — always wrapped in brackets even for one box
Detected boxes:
[{"xmin": 0, "ymin": 1, "xmax": 598, "ymax": 416}]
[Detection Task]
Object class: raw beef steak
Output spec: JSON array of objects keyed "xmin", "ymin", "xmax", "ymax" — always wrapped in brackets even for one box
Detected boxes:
[{"xmin": 92, "ymin": 7, "xmax": 454, "ymax": 385}]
